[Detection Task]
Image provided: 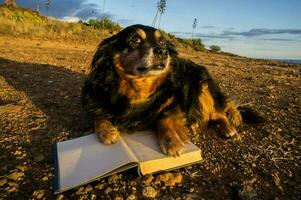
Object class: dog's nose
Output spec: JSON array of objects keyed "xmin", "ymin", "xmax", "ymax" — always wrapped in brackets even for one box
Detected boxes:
[{"xmin": 153, "ymin": 47, "xmax": 168, "ymax": 58}]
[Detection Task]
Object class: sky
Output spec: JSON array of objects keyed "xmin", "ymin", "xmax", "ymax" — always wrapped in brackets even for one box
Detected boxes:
[{"xmin": 4, "ymin": 0, "xmax": 301, "ymax": 59}]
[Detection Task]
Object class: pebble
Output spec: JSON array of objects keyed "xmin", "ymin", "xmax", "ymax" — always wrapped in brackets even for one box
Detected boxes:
[
  {"xmin": 84, "ymin": 184, "xmax": 93, "ymax": 193},
  {"xmin": 238, "ymin": 185, "xmax": 258, "ymax": 200},
  {"xmin": 7, "ymin": 186, "xmax": 17, "ymax": 193},
  {"xmin": 32, "ymin": 190, "xmax": 45, "ymax": 199},
  {"xmin": 95, "ymin": 183, "xmax": 105, "ymax": 190},
  {"xmin": 16, "ymin": 165, "xmax": 27, "ymax": 172},
  {"xmin": 91, "ymin": 194, "xmax": 97, "ymax": 200},
  {"xmin": 57, "ymin": 194, "xmax": 64, "ymax": 200},
  {"xmin": 104, "ymin": 187, "xmax": 112, "ymax": 195},
  {"xmin": 142, "ymin": 175, "xmax": 154, "ymax": 185},
  {"xmin": 142, "ymin": 186, "xmax": 157, "ymax": 198},
  {"xmin": 126, "ymin": 194, "xmax": 136, "ymax": 200},
  {"xmin": 75, "ymin": 186, "xmax": 84, "ymax": 195},
  {"xmin": 33, "ymin": 153, "xmax": 45, "ymax": 163},
  {"xmin": 154, "ymin": 172, "xmax": 183, "ymax": 187},
  {"xmin": 0, "ymin": 178, "xmax": 7, "ymax": 186},
  {"xmin": 108, "ymin": 174, "xmax": 121, "ymax": 184},
  {"xmin": 7, "ymin": 171, "xmax": 25, "ymax": 181}
]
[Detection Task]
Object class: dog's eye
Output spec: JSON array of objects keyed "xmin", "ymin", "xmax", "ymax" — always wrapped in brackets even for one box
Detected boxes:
[{"xmin": 131, "ymin": 35, "xmax": 142, "ymax": 44}]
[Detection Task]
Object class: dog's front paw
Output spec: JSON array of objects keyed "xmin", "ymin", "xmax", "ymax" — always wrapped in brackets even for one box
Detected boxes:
[
  {"xmin": 95, "ymin": 119, "xmax": 119, "ymax": 144},
  {"xmin": 159, "ymin": 133, "xmax": 185, "ymax": 156},
  {"xmin": 226, "ymin": 103, "xmax": 242, "ymax": 127},
  {"xmin": 220, "ymin": 125, "xmax": 237, "ymax": 138}
]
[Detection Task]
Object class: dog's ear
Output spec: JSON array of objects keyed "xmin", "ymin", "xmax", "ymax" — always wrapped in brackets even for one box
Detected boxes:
[
  {"xmin": 91, "ymin": 33, "xmax": 120, "ymax": 69},
  {"xmin": 166, "ymin": 41, "xmax": 178, "ymax": 55}
]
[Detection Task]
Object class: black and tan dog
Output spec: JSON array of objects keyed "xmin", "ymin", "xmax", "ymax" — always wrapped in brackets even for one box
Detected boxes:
[{"xmin": 81, "ymin": 24, "xmax": 244, "ymax": 156}]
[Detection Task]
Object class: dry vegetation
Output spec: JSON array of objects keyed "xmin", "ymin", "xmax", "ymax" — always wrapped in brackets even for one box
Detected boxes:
[{"xmin": 0, "ymin": 4, "xmax": 300, "ymax": 200}]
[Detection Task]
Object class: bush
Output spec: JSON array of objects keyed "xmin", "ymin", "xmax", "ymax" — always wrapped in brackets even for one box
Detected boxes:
[
  {"xmin": 210, "ymin": 45, "xmax": 221, "ymax": 52},
  {"xmin": 176, "ymin": 38, "xmax": 206, "ymax": 51},
  {"xmin": 88, "ymin": 18, "xmax": 122, "ymax": 32}
]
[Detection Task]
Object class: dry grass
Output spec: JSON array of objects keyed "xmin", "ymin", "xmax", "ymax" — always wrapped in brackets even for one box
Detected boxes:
[{"xmin": 0, "ymin": 4, "xmax": 111, "ymax": 42}]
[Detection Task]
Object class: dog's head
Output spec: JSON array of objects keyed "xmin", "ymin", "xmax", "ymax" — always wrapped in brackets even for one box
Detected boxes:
[{"xmin": 92, "ymin": 24, "xmax": 177, "ymax": 77}]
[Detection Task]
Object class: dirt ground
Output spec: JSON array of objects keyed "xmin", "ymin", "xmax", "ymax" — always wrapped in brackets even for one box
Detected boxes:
[{"xmin": 0, "ymin": 35, "xmax": 300, "ymax": 200}]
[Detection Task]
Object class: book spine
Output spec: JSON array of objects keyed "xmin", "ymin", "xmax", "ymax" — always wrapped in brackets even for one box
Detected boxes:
[{"xmin": 53, "ymin": 143, "xmax": 59, "ymax": 194}]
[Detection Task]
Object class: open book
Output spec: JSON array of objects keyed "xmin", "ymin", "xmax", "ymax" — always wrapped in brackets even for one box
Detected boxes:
[{"xmin": 54, "ymin": 131, "xmax": 202, "ymax": 194}]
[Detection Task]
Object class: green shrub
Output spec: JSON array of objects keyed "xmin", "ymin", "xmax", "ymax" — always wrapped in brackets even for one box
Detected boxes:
[
  {"xmin": 210, "ymin": 45, "xmax": 221, "ymax": 52},
  {"xmin": 88, "ymin": 18, "xmax": 122, "ymax": 32},
  {"xmin": 175, "ymin": 38, "xmax": 206, "ymax": 51}
]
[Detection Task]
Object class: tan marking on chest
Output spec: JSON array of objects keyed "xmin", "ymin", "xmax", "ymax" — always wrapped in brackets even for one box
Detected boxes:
[{"xmin": 119, "ymin": 75, "xmax": 165, "ymax": 104}]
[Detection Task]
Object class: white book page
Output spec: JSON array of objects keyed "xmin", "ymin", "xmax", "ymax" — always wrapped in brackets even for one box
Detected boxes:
[
  {"xmin": 121, "ymin": 131, "xmax": 201, "ymax": 163},
  {"xmin": 56, "ymin": 134, "xmax": 137, "ymax": 192}
]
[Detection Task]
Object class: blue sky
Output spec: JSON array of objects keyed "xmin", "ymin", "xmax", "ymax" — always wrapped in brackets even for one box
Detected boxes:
[{"xmin": 4, "ymin": 0, "xmax": 301, "ymax": 59}]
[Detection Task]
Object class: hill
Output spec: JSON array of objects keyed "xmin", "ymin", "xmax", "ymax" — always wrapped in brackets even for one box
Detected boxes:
[{"xmin": 0, "ymin": 3, "xmax": 115, "ymax": 42}]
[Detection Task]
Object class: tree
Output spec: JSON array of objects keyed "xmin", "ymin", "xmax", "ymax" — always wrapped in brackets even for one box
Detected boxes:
[
  {"xmin": 4, "ymin": 0, "xmax": 17, "ymax": 7},
  {"xmin": 157, "ymin": 0, "xmax": 166, "ymax": 28},
  {"xmin": 210, "ymin": 45, "xmax": 221, "ymax": 52},
  {"xmin": 45, "ymin": 0, "xmax": 51, "ymax": 15},
  {"xmin": 35, "ymin": 0, "xmax": 41, "ymax": 12},
  {"xmin": 192, "ymin": 18, "xmax": 197, "ymax": 38},
  {"xmin": 152, "ymin": 0, "xmax": 166, "ymax": 28}
]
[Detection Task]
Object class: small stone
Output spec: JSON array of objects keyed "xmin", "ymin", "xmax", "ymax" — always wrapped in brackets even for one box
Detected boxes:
[
  {"xmin": 115, "ymin": 197, "xmax": 123, "ymax": 200},
  {"xmin": 238, "ymin": 185, "xmax": 258, "ymax": 200},
  {"xmin": 130, "ymin": 181, "xmax": 136, "ymax": 186},
  {"xmin": 91, "ymin": 194, "xmax": 97, "ymax": 200},
  {"xmin": 57, "ymin": 194, "xmax": 64, "ymax": 200},
  {"xmin": 126, "ymin": 194, "xmax": 136, "ymax": 200},
  {"xmin": 8, "ymin": 182, "xmax": 17, "ymax": 187},
  {"xmin": 0, "ymin": 178, "xmax": 7, "ymax": 186},
  {"xmin": 34, "ymin": 153, "xmax": 45, "ymax": 163},
  {"xmin": 273, "ymin": 173, "xmax": 284, "ymax": 192},
  {"xmin": 108, "ymin": 174, "xmax": 121, "ymax": 184},
  {"xmin": 32, "ymin": 190, "xmax": 45, "ymax": 199},
  {"xmin": 42, "ymin": 176, "xmax": 48, "ymax": 181},
  {"xmin": 142, "ymin": 175, "xmax": 154, "ymax": 185},
  {"xmin": 16, "ymin": 165, "xmax": 27, "ymax": 172},
  {"xmin": 7, "ymin": 186, "xmax": 17, "ymax": 193},
  {"xmin": 14, "ymin": 150, "xmax": 22, "ymax": 156},
  {"xmin": 75, "ymin": 186, "xmax": 84, "ymax": 195},
  {"xmin": 7, "ymin": 171, "xmax": 25, "ymax": 181},
  {"xmin": 104, "ymin": 187, "xmax": 112, "ymax": 195},
  {"xmin": 84, "ymin": 184, "xmax": 93, "ymax": 193},
  {"xmin": 190, "ymin": 187, "xmax": 195, "ymax": 192},
  {"xmin": 154, "ymin": 172, "xmax": 183, "ymax": 187},
  {"xmin": 142, "ymin": 186, "xmax": 157, "ymax": 198},
  {"xmin": 182, "ymin": 193, "xmax": 199, "ymax": 200},
  {"xmin": 95, "ymin": 183, "xmax": 105, "ymax": 190}
]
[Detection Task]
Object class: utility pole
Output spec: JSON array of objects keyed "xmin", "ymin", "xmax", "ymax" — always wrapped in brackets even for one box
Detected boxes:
[{"xmin": 192, "ymin": 18, "xmax": 197, "ymax": 38}]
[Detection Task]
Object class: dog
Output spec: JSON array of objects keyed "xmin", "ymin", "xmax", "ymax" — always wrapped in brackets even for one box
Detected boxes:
[{"xmin": 81, "ymin": 24, "xmax": 244, "ymax": 156}]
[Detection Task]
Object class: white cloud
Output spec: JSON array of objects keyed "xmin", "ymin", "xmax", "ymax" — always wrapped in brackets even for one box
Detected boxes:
[{"xmin": 60, "ymin": 16, "xmax": 81, "ymax": 23}]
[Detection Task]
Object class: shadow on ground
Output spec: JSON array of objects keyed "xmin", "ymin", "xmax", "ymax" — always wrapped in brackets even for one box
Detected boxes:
[{"xmin": 0, "ymin": 57, "xmax": 93, "ymax": 198}]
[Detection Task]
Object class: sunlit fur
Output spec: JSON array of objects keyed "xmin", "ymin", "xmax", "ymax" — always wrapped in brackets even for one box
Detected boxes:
[{"xmin": 81, "ymin": 24, "xmax": 243, "ymax": 156}]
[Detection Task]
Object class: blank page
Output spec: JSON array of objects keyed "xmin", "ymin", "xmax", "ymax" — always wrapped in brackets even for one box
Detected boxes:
[
  {"xmin": 122, "ymin": 131, "xmax": 201, "ymax": 163},
  {"xmin": 55, "ymin": 134, "xmax": 137, "ymax": 193}
]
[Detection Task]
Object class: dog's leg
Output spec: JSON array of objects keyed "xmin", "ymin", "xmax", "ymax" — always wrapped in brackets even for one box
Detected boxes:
[
  {"xmin": 225, "ymin": 101, "xmax": 242, "ymax": 127},
  {"xmin": 156, "ymin": 115, "xmax": 189, "ymax": 156},
  {"xmin": 211, "ymin": 112, "xmax": 237, "ymax": 138},
  {"xmin": 95, "ymin": 118, "xmax": 119, "ymax": 144}
]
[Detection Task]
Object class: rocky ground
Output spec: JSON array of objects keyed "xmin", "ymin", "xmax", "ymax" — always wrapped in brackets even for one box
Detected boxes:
[{"xmin": 0, "ymin": 35, "xmax": 300, "ymax": 200}]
